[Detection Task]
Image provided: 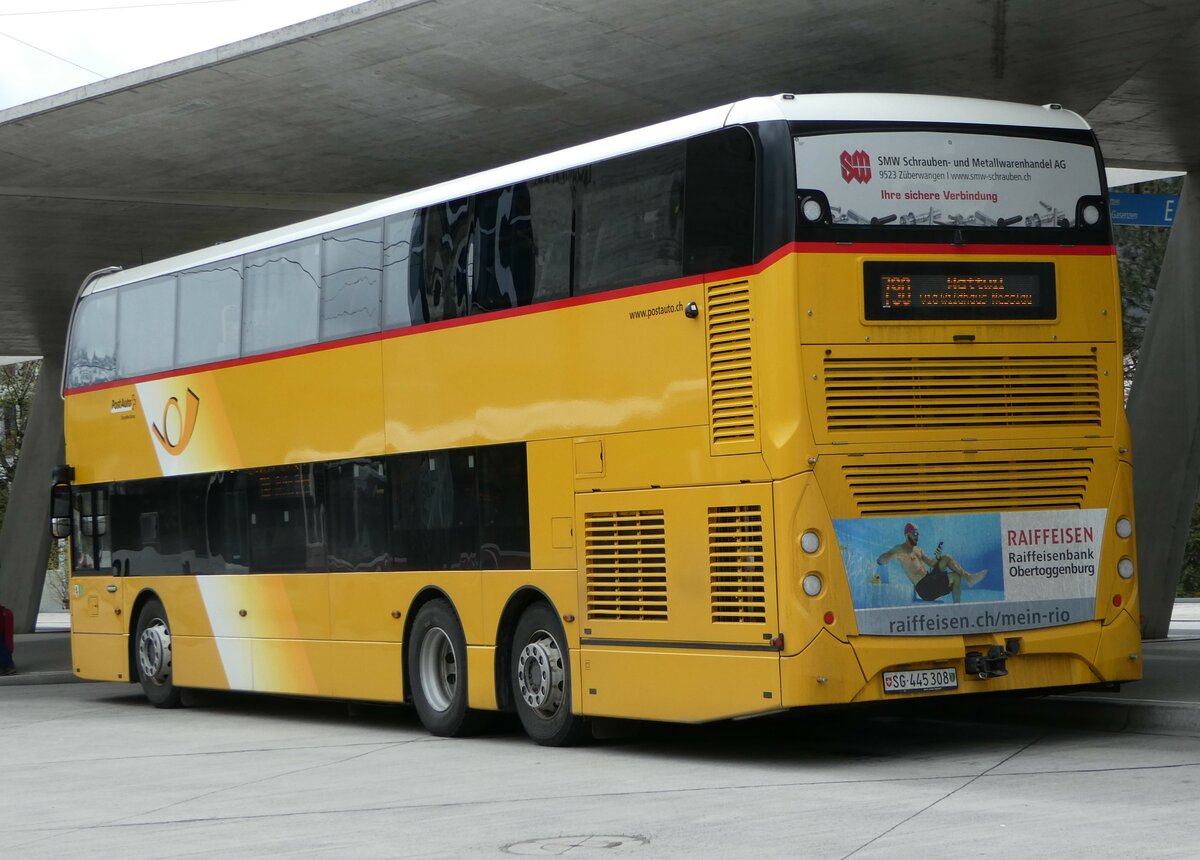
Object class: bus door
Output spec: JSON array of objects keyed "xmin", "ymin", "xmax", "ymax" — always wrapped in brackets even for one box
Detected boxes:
[{"xmin": 69, "ymin": 487, "xmax": 125, "ymax": 635}]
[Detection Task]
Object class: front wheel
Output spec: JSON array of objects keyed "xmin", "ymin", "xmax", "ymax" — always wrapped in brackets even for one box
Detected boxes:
[
  {"xmin": 134, "ymin": 598, "xmax": 182, "ymax": 708},
  {"xmin": 407, "ymin": 599, "xmax": 489, "ymax": 737},
  {"xmin": 511, "ymin": 602, "xmax": 588, "ymax": 746}
]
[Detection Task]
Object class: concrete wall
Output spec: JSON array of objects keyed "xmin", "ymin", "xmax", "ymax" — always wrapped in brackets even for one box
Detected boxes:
[
  {"xmin": 1127, "ymin": 174, "xmax": 1200, "ymax": 639},
  {"xmin": 0, "ymin": 355, "xmax": 63, "ymax": 632}
]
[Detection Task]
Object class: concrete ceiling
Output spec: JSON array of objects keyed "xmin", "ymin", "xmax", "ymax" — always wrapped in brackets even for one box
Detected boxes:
[{"xmin": 2, "ymin": 0, "xmax": 1198, "ymax": 356}]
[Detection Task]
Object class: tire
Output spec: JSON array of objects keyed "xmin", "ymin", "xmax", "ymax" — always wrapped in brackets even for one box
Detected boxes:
[
  {"xmin": 511, "ymin": 602, "xmax": 588, "ymax": 746},
  {"xmin": 407, "ymin": 599, "xmax": 489, "ymax": 737},
  {"xmin": 134, "ymin": 598, "xmax": 182, "ymax": 708}
]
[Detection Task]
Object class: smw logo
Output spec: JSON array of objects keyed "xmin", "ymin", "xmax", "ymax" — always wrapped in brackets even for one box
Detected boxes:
[
  {"xmin": 841, "ymin": 149, "xmax": 872, "ymax": 184},
  {"xmin": 151, "ymin": 389, "xmax": 200, "ymax": 456}
]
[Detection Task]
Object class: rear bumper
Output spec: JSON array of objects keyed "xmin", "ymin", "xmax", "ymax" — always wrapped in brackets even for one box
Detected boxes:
[{"xmin": 781, "ymin": 610, "xmax": 1142, "ymax": 706}]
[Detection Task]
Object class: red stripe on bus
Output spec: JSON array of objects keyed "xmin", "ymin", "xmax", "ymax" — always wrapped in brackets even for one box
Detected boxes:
[
  {"xmin": 63, "ymin": 241, "xmax": 1115, "ymax": 395},
  {"xmin": 65, "ymin": 274, "xmax": 712, "ymax": 394},
  {"xmin": 66, "ymin": 331, "xmax": 386, "ymax": 395},
  {"xmin": 786, "ymin": 241, "xmax": 1116, "ymax": 256}
]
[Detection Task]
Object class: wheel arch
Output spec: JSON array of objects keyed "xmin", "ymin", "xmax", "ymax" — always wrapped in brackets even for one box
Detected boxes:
[
  {"xmin": 126, "ymin": 587, "xmax": 164, "ymax": 684},
  {"xmin": 493, "ymin": 586, "xmax": 558, "ymax": 713},
  {"xmin": 401, "ymin": 585, "xmax": 458, "ymax": 703}
]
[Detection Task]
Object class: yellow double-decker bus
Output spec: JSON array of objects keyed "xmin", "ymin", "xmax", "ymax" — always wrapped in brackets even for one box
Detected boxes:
[{"xmin": 51, "ymin": 93, "xmax": 1141, "ymax": 745}]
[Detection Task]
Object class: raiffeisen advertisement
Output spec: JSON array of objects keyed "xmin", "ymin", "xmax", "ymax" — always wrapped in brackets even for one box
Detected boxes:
[
  {"xmin": 833, "ymin": 510, "xmax": 1106, "ymax": 636},
  {"xmin": 795, "ymin": 131, "xmax": 1102, "ymax": 227}
]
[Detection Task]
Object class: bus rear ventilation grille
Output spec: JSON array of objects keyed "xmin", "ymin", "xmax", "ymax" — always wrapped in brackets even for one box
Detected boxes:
[
  {"xmin": 843, "ymin": 457, "xmax": 1093, "ymax": 516},
  {"xmin": 823, "ymin": 354, "xmax": 1101, "ymax": 432},
  {"xmin": 584, "ymin": 510, "xmax": 668, "ymax": 621},
  {"xmin": 708, "ymin": 505, "xmax": 766, "ymax": 624}
]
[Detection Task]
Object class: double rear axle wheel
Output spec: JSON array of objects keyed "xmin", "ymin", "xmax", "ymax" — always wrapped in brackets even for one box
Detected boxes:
[{"xmin": 407, "ymin": 599, "xmax": 586, "ymax": 746}]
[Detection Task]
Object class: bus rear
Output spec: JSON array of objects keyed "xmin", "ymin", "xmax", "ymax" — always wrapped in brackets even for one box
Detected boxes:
[{"xmin": 768, "ymin": 97, "xmax": 1140, "ymax": 704}]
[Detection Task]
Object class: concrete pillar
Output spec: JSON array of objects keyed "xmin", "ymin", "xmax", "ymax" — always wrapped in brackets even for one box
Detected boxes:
[
  {"xmin": 1127, "ymin": 174, "xmax": 1200, "ymax": 639},
  {"xmin": 0, "ymin": 353, "xmax": 63, "ymax": 633}
]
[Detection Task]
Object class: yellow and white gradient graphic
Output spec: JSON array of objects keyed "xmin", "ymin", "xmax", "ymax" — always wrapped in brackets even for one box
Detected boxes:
[
  {"xmin": 194, "ymin": 575, "xmax": 327, "ymax": 696},
  {"xmin": 194, "ymin": 577, "xmax": 254, "ymax": 690},
  {"xmin": 137, "ymin": 374, "xmax": 244, "ymax": 476}
]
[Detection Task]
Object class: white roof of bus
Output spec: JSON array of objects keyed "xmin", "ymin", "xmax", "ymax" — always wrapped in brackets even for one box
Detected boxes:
[{"xmin": 82, "ymin": 93, "xmax": 1090, "ymax": 296}]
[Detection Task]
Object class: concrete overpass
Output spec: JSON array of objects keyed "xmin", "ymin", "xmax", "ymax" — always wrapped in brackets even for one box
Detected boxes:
[{"xmin": 1, "ymin": 0, "xmax": 1199, "ymax": 637}]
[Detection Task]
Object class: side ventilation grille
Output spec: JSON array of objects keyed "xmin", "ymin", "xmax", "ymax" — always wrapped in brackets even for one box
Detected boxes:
[
  {"xmin": 585, "ymin": 510, "xmax": 668, "ymax": 621},
  {"xmin": 707, "ymin": 281, "xmax": 759, "ymax": 452},
  {"xmin": 709, "ymin": 506, "xmax": 766, "ymax": 624}
]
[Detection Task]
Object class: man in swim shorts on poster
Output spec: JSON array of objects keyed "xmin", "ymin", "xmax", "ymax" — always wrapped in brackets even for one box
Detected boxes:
[
  {"xmin": 832, "ymin": 510, "xmax": 1104, "ymax": 634},
  {"xmin": 875, "ymin": 522, "xmax": 987, "ymax": 603}
]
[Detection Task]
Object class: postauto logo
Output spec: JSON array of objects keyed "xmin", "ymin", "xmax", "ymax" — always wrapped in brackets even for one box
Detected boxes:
[
  {"xmin": 841, "ymin": 149, "xmax": 872, "ymax": 184},
  {"xmin": 151, "ymin": 388, "xmax": 200, "ymax": 456}
]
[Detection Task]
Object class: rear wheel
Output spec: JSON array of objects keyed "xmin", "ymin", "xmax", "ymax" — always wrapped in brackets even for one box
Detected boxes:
[
  {"xmin": 135, "ymin": 598, "xmax": 181, "ymax": 708},
  {"xmin": 511, "ymin": 602, "xmax": 588, "ymax": 746},
  {"xmin": 408, "ymin": 599, "xmax": 489, "ymax": 737}
]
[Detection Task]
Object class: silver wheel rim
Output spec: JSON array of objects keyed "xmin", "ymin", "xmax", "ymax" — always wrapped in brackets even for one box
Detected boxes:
[
  {"xmin": 418, "ymin": 626, "xmax": 458, "ymax": 712},
  {"xmin": 138, "ymin": 618, "xmax": 171, "ymax": 686},
  {"xmin": 517, "ymin": 629, "xmax": 565, "ymax": 719}
]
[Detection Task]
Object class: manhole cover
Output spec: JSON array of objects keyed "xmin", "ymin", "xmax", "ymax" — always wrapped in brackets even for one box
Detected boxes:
[{"xmin": 503, "ymin": 835, "xmax": 648, "ymax": 855}]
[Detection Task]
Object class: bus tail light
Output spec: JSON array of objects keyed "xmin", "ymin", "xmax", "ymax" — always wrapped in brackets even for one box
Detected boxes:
[
  {"xmin": 1115, "ymin": 517, "xmax": 1133, "ymax": 539},
  {"xmin": 1117, "ymin": 557, "xmax": 1135, "ymax": 579},
  {"xmin": 802, "ymin": 573, "xmax": 822, "ymax": 596},
  {"xmin": 800, "ymin": 530, "xmax": 821, "ymax": 553}
]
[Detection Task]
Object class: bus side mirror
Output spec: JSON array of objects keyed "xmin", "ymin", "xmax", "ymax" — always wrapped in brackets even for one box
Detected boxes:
[{"xmin": 50, "ymin": 482, "xmax": 72, "ymax": 539}]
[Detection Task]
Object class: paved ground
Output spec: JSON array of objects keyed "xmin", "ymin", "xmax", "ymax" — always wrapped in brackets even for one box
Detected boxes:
[
  {"xmin": 3, "ymin": 679, "xmax": 1200, "ymax": 859},
  {"xmin": 1168, "ymin": 599, "xmax": 1200, "ymax": 639},
  {"xmin": 2, "ymin": 605, "xmax": 1198, "ymax": 858}
]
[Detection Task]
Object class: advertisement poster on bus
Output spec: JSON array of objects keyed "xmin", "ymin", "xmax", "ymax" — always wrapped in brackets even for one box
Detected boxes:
[
  {"xmin": 833, "ymin": 509, "xmax": 1106, "ymax": 636},
  {"xmin": 794, "ymin": 131, "xmax": 1102, "ymax": 228}
]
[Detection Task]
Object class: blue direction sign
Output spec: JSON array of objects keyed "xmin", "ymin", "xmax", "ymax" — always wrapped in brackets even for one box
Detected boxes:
[{"xmin": 1108, "ymin": 192, "xmax": 1179, "ymax": 227}]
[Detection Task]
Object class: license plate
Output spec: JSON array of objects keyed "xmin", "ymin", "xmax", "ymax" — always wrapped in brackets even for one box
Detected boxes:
[{"xmin": 882, "ymin": 667, "xmax": 958, "ymax": 694}]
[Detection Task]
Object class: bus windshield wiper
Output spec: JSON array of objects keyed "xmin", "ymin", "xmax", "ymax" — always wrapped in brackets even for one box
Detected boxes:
[{"xmin": 870, "ymin": 214, "xmax": 898, "ymax": 225}]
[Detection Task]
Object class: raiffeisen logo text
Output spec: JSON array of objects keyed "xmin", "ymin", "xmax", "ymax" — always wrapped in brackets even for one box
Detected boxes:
[
  {"xmin": 151, "ymin": 388, "xmax": 200, "ymax": 456},
  {"xmin": 841, "ymin": 149, "xmax": 872, "ymax": 183}
]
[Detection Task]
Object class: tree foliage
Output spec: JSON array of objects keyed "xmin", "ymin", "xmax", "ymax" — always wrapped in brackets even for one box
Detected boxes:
[
  {"xmin": 1114, "ymin": 177, "xmax": 1183, "ymax": 390},
  {"xmin": 1180, "ymin": 505, "xmax": 1200, "ymax": 598},
  {"xmin": 0, "ymin": 359, "xmax": 40, "ymax": 527}
]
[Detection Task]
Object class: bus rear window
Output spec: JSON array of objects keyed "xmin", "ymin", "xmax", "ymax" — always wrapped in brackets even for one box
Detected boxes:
[{"xmin": 794, "ymin": 129, "xmax": 1103, "ymax": 231}]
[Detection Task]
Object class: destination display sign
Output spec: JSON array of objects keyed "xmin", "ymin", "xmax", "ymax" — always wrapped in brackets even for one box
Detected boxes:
[{"xmin": 863, "ymin": 261, "xmax": 1056, "ymax": 321}]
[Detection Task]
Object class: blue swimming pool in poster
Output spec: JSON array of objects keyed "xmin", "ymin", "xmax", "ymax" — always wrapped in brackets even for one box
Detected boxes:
[{"xmin": 833, "ymin": 509, "xmax": 1106, "ymax": 636}]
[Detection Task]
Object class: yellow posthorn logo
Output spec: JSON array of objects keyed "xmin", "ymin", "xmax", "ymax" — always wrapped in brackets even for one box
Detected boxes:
[{"xmin": 151, "ymin": 388, "xmax": 200, "ymax": 455}]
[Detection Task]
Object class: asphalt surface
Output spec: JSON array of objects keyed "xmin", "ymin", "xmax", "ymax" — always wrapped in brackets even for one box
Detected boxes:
[
  {"xmin": 2, "ymin": 605, "xmax": 1199, "ymax": 858},
  {"xmin": 3, "ymin": 652, "xmax": 1200, "ymax": 858}
]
